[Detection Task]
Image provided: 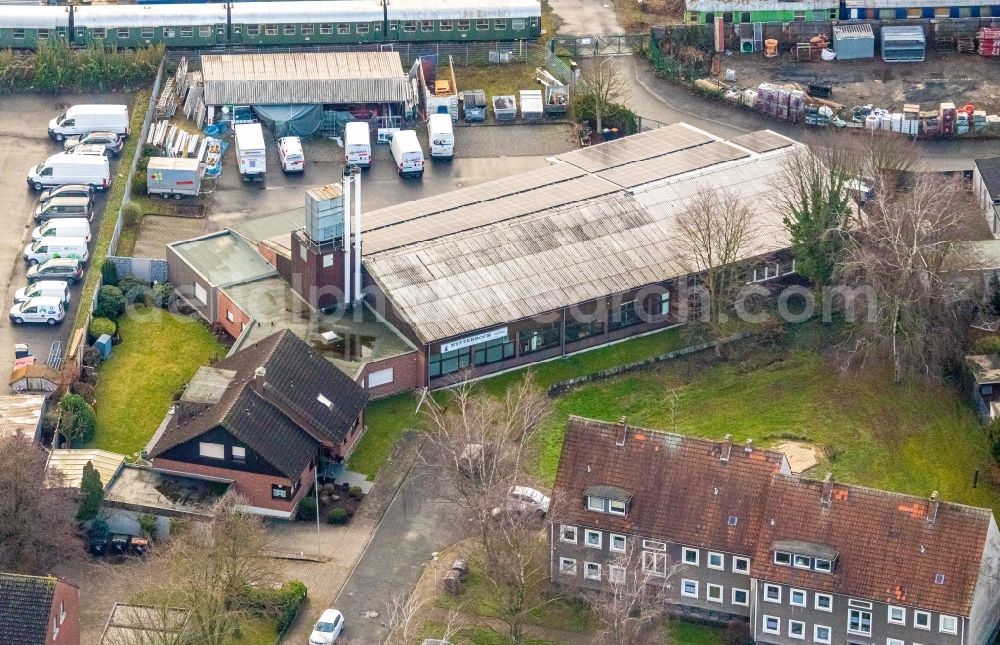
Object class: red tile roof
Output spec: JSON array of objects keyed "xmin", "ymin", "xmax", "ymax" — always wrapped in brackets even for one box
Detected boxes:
[
  {"xmin": 549, "ymin": 416, "xmax": 789, "ymax": 555},
  {"xmin": 752, "ymin": 475, "xmax": 992, "ymax": 616}
]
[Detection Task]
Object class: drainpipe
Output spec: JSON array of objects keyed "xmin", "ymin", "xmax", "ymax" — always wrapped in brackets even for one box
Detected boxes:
[
  {"xmin": 342, "ymin": 169, "xmax": 351, "ymax": 306},
  {"xmin": 353, "ymin": 169, "xmax": 362, "ymax": 303}
]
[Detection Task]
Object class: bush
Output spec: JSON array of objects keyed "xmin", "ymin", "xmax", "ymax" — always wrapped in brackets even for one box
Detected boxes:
[
  {"xmin": 131, "ymin": 172, "xmax": 147, "ymax": 197},
  {"xmin": 123, "ymin": 201, "xmax": 142, "ymax": 226},
  {"xmin": 100, "ymin": 259, "xmax": 119, "ymax": 286},
  {"xmin": 348, "ymin": 485, "xmax": 363, "ymax": 500},
  {"xmin": 236, "ymin": 580, "xmax": 308, "ymax": 631},
  {"xmin": 297, "ymin": 496, "xmax": 317, "ymax": 522},
  {"xmin": 725, "ymin": 619, "xmax": 754, "ymax": 645},
  {"xmin": 571, "ymin": 95, "xmax": 639, "ymax": 135},
  {"xmin": 76, "ymin": 460, "xmax": 104, "ymax": 521},
  {"xmin": 327, "ymin": 508, "xmax": 349, "ymax": 525},
  {"xmin": 88, "ymin": 317, "xmax": 117, "ymax": 342},
  {"xmin": 57, "ymin": 393, "xmax": 97, "ymax": 447},
  {"xmin": 137, "ymin": 513, "xmax": 158, "ymax": 539},
  {"xmin": 153, "ymin": 282, "xmax": 176, "ymax": 308},
  {"xmin": 70, "ymin": 381, "xmax": 96, "ymax": 405},
  {"xmin": 973, "ymin": 335, "xmax": 1000, "ymax": 356},
  {"xmin": 95, "ymin": 285, "xmax": 127, "ymax": 319}
]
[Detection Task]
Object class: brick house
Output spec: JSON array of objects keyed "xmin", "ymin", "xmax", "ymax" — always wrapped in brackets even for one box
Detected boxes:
[
  {"xmin": 548, "ymin": 417, "xmax": 1000, "ymax": 644},
  {"xmin": 0, "ymin": 572, "xmax": 80, "ymax": 645},
  {"xmin": 150, "ymin": 329, "xmax": 368, "ymax": 518}
]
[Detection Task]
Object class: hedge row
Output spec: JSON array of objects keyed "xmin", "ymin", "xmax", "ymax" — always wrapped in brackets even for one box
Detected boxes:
[
  {"xmin": 73, "ymin": 87, "xmax": 153, "ymax": 334},
  {"xmin": 0, "ymin": 41, "xmax": 163, "ymax": 93}
]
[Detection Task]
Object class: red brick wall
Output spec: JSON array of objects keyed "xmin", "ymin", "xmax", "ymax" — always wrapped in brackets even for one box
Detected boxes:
[
  {"xmin": 47, "ymin": 580, "xmax": 80, "ymax": 645},
  {"xmin": 153, "ymin": 458, "xmax": 313, "ymax": 517},
  {"xmin": 257, "ymin": 241, "xmax": 278, "ymax": 267},
  {"xmin": 290, "ymin": 231, "xmax": 352, "ymax": 310},
  {"xmin": 216, "ymin": 289, "xmax": 252, "ymax": 340},
  {"xmin": 359, "ymin": 350, "xmax": 421, "ymax": 399}
]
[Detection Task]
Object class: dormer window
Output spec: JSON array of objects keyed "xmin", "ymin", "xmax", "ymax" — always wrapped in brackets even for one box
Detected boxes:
[
  {"xmin": 770, "ymin": 540, "xmax": 838, "ymax": 574},
  {"xmin": 583, "ymin": 485, "xmax": 632, "ymax": 517}
]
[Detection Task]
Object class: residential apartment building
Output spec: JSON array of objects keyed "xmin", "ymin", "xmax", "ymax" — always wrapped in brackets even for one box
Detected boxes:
[{"xmin": 549, "ymin": 417, "xmax": 1000, "ymax": 644}]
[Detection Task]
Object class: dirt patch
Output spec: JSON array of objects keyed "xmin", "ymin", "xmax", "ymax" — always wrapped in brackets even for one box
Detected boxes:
[{"xmin": 775, "ymin": 440, "xmax": 819, "ymax": 474}]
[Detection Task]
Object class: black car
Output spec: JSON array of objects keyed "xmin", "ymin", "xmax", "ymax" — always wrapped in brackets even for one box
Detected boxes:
[{"xmin": 27, "ymin": 258, "xmax": 83, "ymax": 284}]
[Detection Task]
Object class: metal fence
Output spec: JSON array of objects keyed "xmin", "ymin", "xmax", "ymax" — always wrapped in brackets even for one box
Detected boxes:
[{"xmin": 547, "ymin": 33, "xmax": 647, "ymax": 57}]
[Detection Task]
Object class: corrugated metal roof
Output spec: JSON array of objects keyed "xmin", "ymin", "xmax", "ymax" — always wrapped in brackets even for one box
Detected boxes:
[
  {"xmin": 363, "ymin": 129, "xmax": 801, "ymax": 343},
  {"xmin": 0, "ymin": 394, "xmax": 44, "ymax": 440},
  {"xmin": 881, "ymin": 25, "xmax": 926, "ymax": 40},
  {"xmin": 201, "ymin": 52, "xmax": 412, "ymax": 106},
  {"xmin": 46, "ymin": 449, "xmax": 125, "ymax": 490},
  {"xmin": 832, "ymin": 23, "xmax": 874, "ymax": 39},
  {"xmin": 388, "ymin": 0, "xmax": 541, "ymax": 20},
  {"xmin": 0, "ymin": 5, "xmax": 65, "ymax": 28}
]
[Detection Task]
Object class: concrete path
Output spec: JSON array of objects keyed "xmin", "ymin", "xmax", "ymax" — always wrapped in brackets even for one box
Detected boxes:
[
  {"xmin": 548, "ymin": 0, "xmax": 623, "ymax": 36},
  {"xmin": 332, "ymin": 443, "xmax": 471, "ymax": 644}
]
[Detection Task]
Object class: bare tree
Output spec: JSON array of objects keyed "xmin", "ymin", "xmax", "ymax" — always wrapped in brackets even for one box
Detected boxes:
[
  {"xmin": 587, "ymin": 545, "xmax": 679, "ymax": 645},
  {"xmin": 671, "ymin": 187, "xmax": 755, "ymax": 355},
  {"xmin": 578, "ymin": 58, "xmax": 629, "ymax": 134},
  {"xmin": 0, "ymin": 434, "xmax": 82, "ymax": 574},
  {"xmin": 840, "ymin": 174, "xmax": 981, "ymax": 382},
  {"xmin": 384, "ymin": 587, "xmax": 428, "ymax": 644}
]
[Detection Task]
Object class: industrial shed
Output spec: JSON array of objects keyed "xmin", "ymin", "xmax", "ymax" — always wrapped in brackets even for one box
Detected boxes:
[{"xmin": 201, "ymin": 52, "xmax": 414, "ymax": 136}]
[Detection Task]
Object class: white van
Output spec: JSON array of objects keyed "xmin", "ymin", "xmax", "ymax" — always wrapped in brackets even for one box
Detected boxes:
[
  {"xmin": 9, "ymin": 296, "xmax": 65, "ymax": 326},
  {"xmin": 14, "ymin": 280, "xmax": 71, "ymax": 305},
  {"xmin": 23, "ymin": 236, "xmax": 89, "ymax": 266},
  {"xmin": 32, "ymin": 218, "xmax": 92, "ymax": 243},
  {"xmin": 428, "ymin": 113, "xmax": 455, "ymax": 159},
  {"xmin": 27, "ymin": 153, "xmax": 110, "ymax": 192},
  {"xmin": 389, "ymin": 130, "xmax": 424, "ymax": 178},
  {"xmin": 344, "ymin": 122, "xmax": 372, "ymax": 168},
  {"xmin": 48, "ymin": 104, "xmax": 129, "ymax": 142},
  {"xmin": 278, "ymin": 136, "xmax": 305, "ymax": 173}
]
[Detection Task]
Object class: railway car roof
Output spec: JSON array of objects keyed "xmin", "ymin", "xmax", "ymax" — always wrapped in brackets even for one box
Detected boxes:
[
  {"xmin": 0, "ymin": 6, "xmax": 66, "ymax": 29},
  {"xmin": 229, "ymin": 0, "xmax": 384, "ymax": 24},
  {"xmin": 73, "ymin": 3, "xmax": 228, "ymax": 28},
  {"xmin": 387, "ymin": 0, "xmax": 542, "ymax": 20}
]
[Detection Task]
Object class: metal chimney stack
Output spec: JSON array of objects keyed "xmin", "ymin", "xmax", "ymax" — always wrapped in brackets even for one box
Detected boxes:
[
  {"xmin": 342, "ymin": 167, "xmax": 352, "ymax": 306},
  {"xmin": 353, "ymin": 168, "xmax": 362, "ymax": 303}
]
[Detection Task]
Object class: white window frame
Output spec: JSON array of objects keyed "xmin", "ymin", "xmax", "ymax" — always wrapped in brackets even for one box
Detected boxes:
[
  {"xmin": 762, "ymin": 615, "xmax": 780, "ymax": 635},
  {"xmin": 773, "ymin": 551, "xmax": 791, "ymax": 565},
  {"xmin": 584, "ymin": 529, "xmax": 602, "ymax": 549},
  {"xmin": 116, "ymin": 27, "xmax": 129, "ymax": 38},
  {"xmin": 680, "ymin": 578, "xmax": 698, "ymax": 598},
  {"xmin": 198, "ymin": 441, "xmax": 225, "ymax": 459},
  {"xmin": 706, "ymin": 583, "xmax": 723, "ymax": 603},
  {"xmin": 608, "ymin": 564, "xmax": 625, "ymax": 584},
  {"xmin": 682, "ymin": 547, "xmax": 699, "ymax": 566},
  {"xmin": 888, "ymin": 605, "xmax": 906, "ymax": 625},
  {"xmin": 940, "ymin": 615, "xmax": 958, "ymax": 634},
  {"xmin": 608, "ymin": 499, "xmax": 627, "ymax": 515},
  {"xmin": 763, "ymin": 583, "xmax": 781, "ymax": 603},
  {"xmin": 813, "ymin": 624, "xmax": 831, "ymax": 644},
  {"xmin": 849, "ymin": 599, "xmax": 873, "ymax": 609},
  {"xmin": 707, "ymin": 552, "xmax": 724, "ymax": 570},
  {"xmin": 560, "ymin": 525, "xmax": 577, "ymax": 544},
  {"xmin": 368, "ymin": 367, "xmax": 394, "ymax": 388},
  {"xmin": 788, "ymin": 619, "xmax": 805, "ymax": 640},
  {"xmin": 180, "ymin": 26, "xmax": 193, "ymax": 37},
  {"xmin": 641, "ymin": 550, "xmax": 666, "ymax": 577},
  {"xmin": 587, "ymin": 496, "xmax": 604, "ymax": 512},
  {"xmin": 609, "ymin": 533, "xmax": 626, "ymax": 553},
  {"xmin": 584, "ymin": 562, "xmax": 601, "ymax": 581},
  {"xmin": 848, "ymin": 609, "xmax": 872, "ymax": 636},
  {"xmin": 301, "ymin": 24, "xmax": 314, "ymax": 35},
  {"xmin": 731, "ymin": 588, "xmax": 749, "ymax": 606},
  {"xmin": 337, "ymin": 23, "xmax": 350, "ymax": 34},
  {"xmin": 814, "ymin": 593, "xmax": 833, "ymax": 612},
  {"xmin": 559, "ymin": 557, "xmax": 576, "ymax": 575},
  {"xmin": 887, "ymin": 639, "xmax": 904, "ymax": 645},
  {"xmin": 319, "ymin": 23, "xmax": 333, "ymax": 34},
  {"xmin": 789, "ymin": 588, "xmax": 806, "ymax": 607},
  {"xmin": 231, "ymin": 446, "xmax": 246, "ymax": 460},
  {"xmin": 642, "ymin": 539, "xmax": 666, "ymax": 551},
  {"xmin": 793, "ymin": 554, "xmax": 812, "ymax": 569},
  {"xmin": 732, "ymin": 556, "xmax": 750, "ymax": 574},
  {"xmin": 914, "ymin": 610, "xmax": 931, "ymax": 630},
  {"xmin": 814, "ymin": 558, "xmax": 833, "ymax": 572},
  {"xmin": 198, "ymin": 25, "xmax": 211, "ymax": 37}
]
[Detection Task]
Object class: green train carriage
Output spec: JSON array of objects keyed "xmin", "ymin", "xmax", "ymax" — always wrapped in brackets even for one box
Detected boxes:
[{"xmin": 0, "ymin": 6, "xmax": 68, "ymax": 49}]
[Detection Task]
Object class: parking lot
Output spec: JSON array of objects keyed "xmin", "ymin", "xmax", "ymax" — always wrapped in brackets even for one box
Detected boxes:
[
  {"xmin": 132, "ymin": 121, "xmax": 578, "ymax": 259},
  {"xmin": 0, "ymin": 93, "xmax": 129, "ymax": 377}
]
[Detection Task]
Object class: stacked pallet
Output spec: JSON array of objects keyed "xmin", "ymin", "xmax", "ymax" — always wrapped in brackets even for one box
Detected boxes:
[
  {"xmin": 957, "ymin": 37, "xmax": 976, "ymax": 53},
  {"xmin": 977, "ymin": 28, "xmax": 1000, "ymax": 56}
]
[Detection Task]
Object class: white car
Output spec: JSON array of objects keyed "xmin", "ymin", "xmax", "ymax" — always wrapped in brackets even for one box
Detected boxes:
[
  {"xmin": 70, "ymin": 143, "xmax": 111, "ymax": 157},
  {"xmin": 278, "ymin": 136, "xmax": 305, "ymax": 173},
  {"xmin": 9, "ymin": 296, "xmax": 65, "ymax": 326},
  {"xmin": 308, "ymin": 608, "xmax": 344, "ymax": 645},
  {"xmin": 492, "ymin": 486, "xmax": 551, "ymax": 518}
]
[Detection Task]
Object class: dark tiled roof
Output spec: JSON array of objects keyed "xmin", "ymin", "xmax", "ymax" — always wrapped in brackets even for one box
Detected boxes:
[
  {"xmin": 975, "ymin": 157, "xmax": 1000, "ymax": 196},
  {"xmin": 0, "ymin": 573, "xmax": 56, "ymax": 645},
  {"xmin": 752, "ymin": 475, "xmax": 991, "ymax": 616},
  {"xmin": 549, "ymin": 416, "xmax": 788, "ymax": 555},
  {"xmin": 150, "ymin": 330, "xmax": 368, "ymax": 477}
]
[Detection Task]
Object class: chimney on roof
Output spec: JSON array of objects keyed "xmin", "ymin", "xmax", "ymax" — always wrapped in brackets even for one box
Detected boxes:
[
  {"xmin": 821, "ymin": 472, "xmax": 833, "ymax": 507},
  {"xmin": 616, "ymin": 417, "xmax": 628, "ymax": 447},
  {"xmin": 720, "ymin": 434, "xmax": 733, "ymax": 463},
  {"xmin": 928, "ymin": 491, "xmax": 939, "ymax": 524},
  {"xmin": 744, "ymin": 438, "xmax": 753, "ymax": 454}
]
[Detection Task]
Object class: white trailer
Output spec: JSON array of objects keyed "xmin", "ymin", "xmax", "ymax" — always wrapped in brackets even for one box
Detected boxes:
[
  {"xmin": 147, "ymin": 157, "xmax": 202, "ymax": 198},
  {"xmin": 234, "ymin": 122, "xmax": 266, "ymax": 182}
]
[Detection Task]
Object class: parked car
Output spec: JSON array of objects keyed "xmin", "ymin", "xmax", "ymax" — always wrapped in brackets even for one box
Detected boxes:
[
  {"xmin": 14, "ymin": 280, "xmax": 71, "ymax": 305},
  {"xmin": 27, "ymin": 258, "xmax": 83, "ymax": 284},
  {"xmin": 9, "ymin": 296, "xmax": 65, "ymax": 325},
  {"xmin": 70, "ymin": 143, "xmax": 112, "ymax": 157},
  {"xmin": 64, "ymin": 131, "xmax": 123, "ymax": 156},
  {"xmin": 34, "ymin": 196, "xmax": 93, "ymax": 223},
  {"xmin": 38, "ymin": 183, "xmax": 94, "ymax": 205},
  {"xmin": 491, "ymin": 486, "xmax": 551, "ymax": 518},
  {"xmin": 309, "ymin": 608, "xmax": 344, "ymax": 644},
  {"xmin": 278, "ymin": 136, "xmax": 305, "ymax": 173}
]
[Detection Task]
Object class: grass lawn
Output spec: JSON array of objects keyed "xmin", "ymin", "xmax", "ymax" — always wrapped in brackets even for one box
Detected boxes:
[
  {"xmin": 666, "ymin": 621, "xmax": 727, "ymax": 644},
  {"xmin": 531, "ymin": 323, "xmax": 1000, "ymax": 514},
  {"xmin": 91, "ymin": 307, "xmax": 226, "ymax": 457},
  {"xmin": 224, "ymin": 616, "xmax": 279, "ymax": 645}
]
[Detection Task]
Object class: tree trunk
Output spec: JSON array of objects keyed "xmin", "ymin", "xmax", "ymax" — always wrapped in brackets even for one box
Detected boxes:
[{"xmin": 595, "ymin": 104, "xmax": 603, "ymax": 137}]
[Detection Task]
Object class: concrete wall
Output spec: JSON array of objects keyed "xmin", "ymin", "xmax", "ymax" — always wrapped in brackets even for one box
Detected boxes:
[{"xmin": 106, "ymin": 256, "xmax": 169, "ymax": 284}]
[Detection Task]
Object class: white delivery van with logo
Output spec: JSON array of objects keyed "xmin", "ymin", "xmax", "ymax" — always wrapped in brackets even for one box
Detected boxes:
[
  {"xmin": 27, "ymin": 153, "xmax": 110, "ymax": 192},
  {"xmin": 389, "ymin": 130, "xmax": 424, "ymax": 178},
  {"xmin": 23, "ymin": 236, "xmax": 89, "ymax": 266},
  {"xmin": 9, "ymin": 296, "xmax": 65, "ymax": 326},
  {"xmin": 31, "ymin": 218, "xmax": 92, "ymax": 243},
  {"xmin": 344, "ymin": 122, "xmax": 372, "ymax": 168},
  {"xmin": 428, "ymin": 113, "xmax": 455, "ymax": 159},
  {"xmin": 48, "ymin": 104, "xmax": 129, "ymax": 141}
]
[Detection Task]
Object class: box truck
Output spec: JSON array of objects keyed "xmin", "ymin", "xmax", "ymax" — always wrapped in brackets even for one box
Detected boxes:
[
  {"xmin": 344, "ymin": 122, "xmax": 372, "ymax": 168},
  {"xmin": 390, "ymin": 130, "xmax": 424, "ymax": 178},
  {"xmin": 48, "ymin": 104, "xmax": 129, "ymax": 141},
  {"xmin": 428, "ymin": 113, "xmax": 455, "ymax": 159},
  {"xmin": 235, "ymin": 123, "xmax": 266, "ymax": 182},
  {"xmin": 27, "ymin": 153, "xmax": 110, "ymax": 192},
  {"xmin": 147, "ymin": 157, "xmax": 202, "ymax": 198}
]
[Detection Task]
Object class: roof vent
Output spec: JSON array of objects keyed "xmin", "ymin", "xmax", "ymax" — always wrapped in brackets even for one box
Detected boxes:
[
  {"xmin": 728, "ymin": 515, "xmax": 738, "ymax": 526},
  {"xmin": 928, "ymin": 490, "xmax": 939, "ymax": 524},
  {"xmin": 616, "ymin": 417, "xmax": 628, "ymax": 447},
  {"xmin": 821, "ymin": 472, "xmax": 833, "ymax": 507},
  {"xmin": 919, "ymin": 544, "xmax": 925, "ymax": 554},
  {"xmin": 713, "ymin": 486, "xmax": 719, "ymax": 496},
  {"xmin": 254, "ymin": 366, "xmax": 267, "ymax": 379},
  {"xmin": 745, "ymin": 438, "xmax": 753, "ymax": 454},
  {"xmin": 935, "ymin": 573, "xmax": 946, "ymax": 585},
  {"xmin": 720, "ymin": 434, "xmax": 733, "ymax": 463}
]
